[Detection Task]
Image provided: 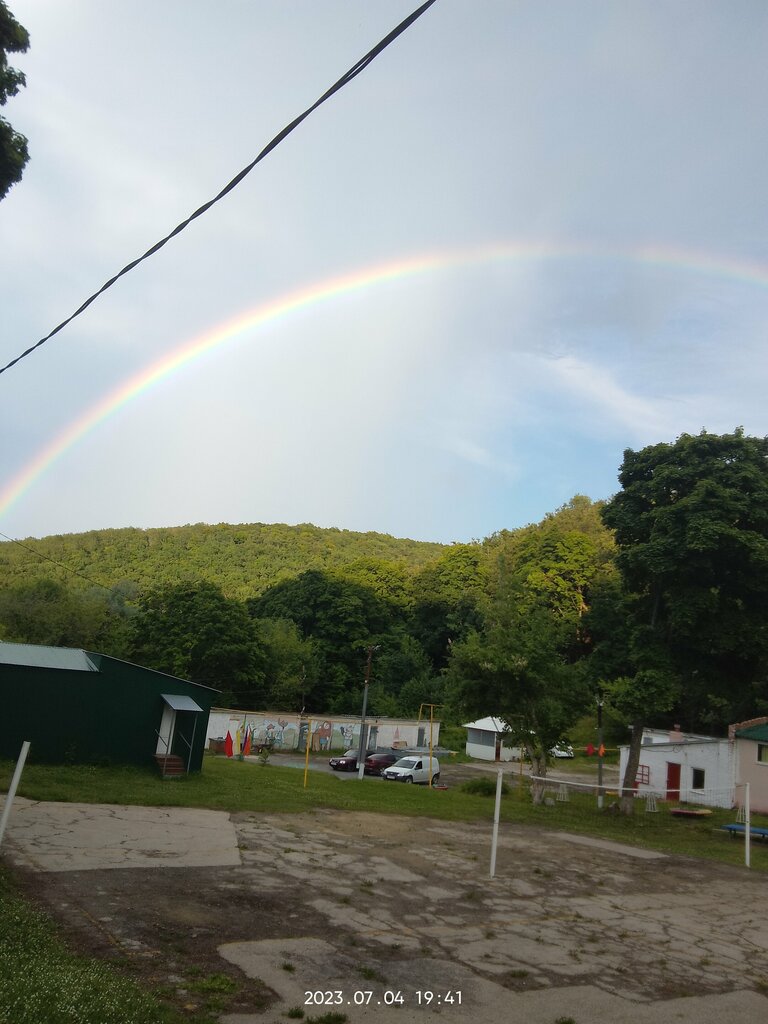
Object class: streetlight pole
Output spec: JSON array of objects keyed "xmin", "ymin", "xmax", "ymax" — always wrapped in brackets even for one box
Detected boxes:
[{"xmin": 356, "ymin": 645, "xmax": 378, "ymax": 779}]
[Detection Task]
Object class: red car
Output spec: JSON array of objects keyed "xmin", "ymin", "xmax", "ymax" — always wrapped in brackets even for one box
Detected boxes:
[
  {"xmin": 328, "ymin": 749, "xmax": 374, "ymax": 771},
  {"xmin": 363, "ymin": 752, "xmax": 399, "ymax": 776}
]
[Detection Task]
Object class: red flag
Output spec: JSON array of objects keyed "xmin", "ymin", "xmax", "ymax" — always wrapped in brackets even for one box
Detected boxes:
[
  {"xmin": 224, "ymin": 731, "xmax": 234, "ymax": 758},
  {"xmin": 586, "ymin": 743, "xmax": 595, "ymax": 756},
  {"xmin": 243, "ymin": 727, "xmax": 252, "ymax": 756}
]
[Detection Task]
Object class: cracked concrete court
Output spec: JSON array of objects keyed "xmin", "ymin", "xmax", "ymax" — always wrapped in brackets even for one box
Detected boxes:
[{"xmin": 3, "ymin": 798, "xmax": 767, "ymax": 1023}]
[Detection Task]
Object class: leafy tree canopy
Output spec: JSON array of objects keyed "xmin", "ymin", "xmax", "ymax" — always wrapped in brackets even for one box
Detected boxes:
[
  {"xmin": 447, "ymin": 577, "xmax": 589, "ymax": 782},
  {"xmin": 128, "ymin": 581, "xmax": 264, "ymax": 701},
  {"xmin": 598, "ymin": 429, "xmax": 768, "ymax": 809},
  {"xmin": 0, "ymin": 578, "xmax": 133, "ymax": 654},
  {"xmin": 0, "ymin": 1, "xmax": 29, "ymax": 200}
]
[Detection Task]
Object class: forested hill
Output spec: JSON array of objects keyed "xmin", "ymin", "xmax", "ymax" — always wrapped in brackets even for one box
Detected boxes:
[{"xmin": 0, "ymin": 521, "xmax": 446, "ymax": 600}]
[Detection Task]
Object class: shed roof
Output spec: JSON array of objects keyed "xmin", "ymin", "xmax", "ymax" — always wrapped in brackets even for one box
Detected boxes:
[
  {"xmin": 162, "ymin": 693, "xmax": 204, "ymax": 713},
  {"xmin": 735, "ymin": 723, "xmax": 768, "ymax": 742},
  {"xmin": 0, "ymin": 642, "xmax": 97, "ymax": 672},
  {"xmin": 463, "ymin": 716, "xmax": 510, "ymax": 733}
]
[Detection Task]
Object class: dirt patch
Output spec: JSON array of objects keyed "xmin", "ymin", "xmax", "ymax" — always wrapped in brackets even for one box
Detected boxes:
[{"xmin": 4, "ymin": 770, "xmax": 768, "ymax": 1024}]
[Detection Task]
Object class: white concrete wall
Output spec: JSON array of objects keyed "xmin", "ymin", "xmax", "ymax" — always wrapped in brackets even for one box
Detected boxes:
[
  {"xmin": 206, "ymin": 710, "xmax": 439, "ymax": 752},
  {"xmin": 734, "ymin": 739, "xmax": 768, "ymax": 814},
  {"xmin": 465, "ymin": 728, "xmax": 515, "ymax": 762},
  {"xmin": 466, "ymin": 740, "xmax": 514, "ymax": 762},
  {"xmin": 619, "ymin": 734, "xmax": 734, "ymax": 807}
]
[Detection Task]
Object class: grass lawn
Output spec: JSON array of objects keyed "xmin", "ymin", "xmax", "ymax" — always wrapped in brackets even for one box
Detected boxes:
[
  {"xmin": 0, "ymin": 867, "xmax": 184, "ymax": 1024},
  {"xmin": 2, "ymin": 753, "xmax": 766, "ymax": 871}
]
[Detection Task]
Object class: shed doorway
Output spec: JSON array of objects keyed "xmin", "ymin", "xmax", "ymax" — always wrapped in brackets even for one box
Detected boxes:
[{"xmin": 156, "ymin": 694, "xmax": 204, "ymax": 774}]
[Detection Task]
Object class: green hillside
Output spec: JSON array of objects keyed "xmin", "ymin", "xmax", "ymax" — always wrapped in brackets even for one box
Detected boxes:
[{"xmin": 0, "ymin": 521, "xmax": 446, "ymax": 600}]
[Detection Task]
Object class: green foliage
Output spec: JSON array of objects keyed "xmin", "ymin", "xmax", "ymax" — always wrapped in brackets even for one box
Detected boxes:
[
  {"xmin": 128, "ymin": 581, "xmax": 265, "ymax": 697},
  {"xmin": 0, "ymin": 1, "xmax": 29, "ymax": 200},
  {"xmin": 460, "ymin": 777, "xmax": 510, "ymax": 797},
  {"xmin": 600, "ymin": 429, "xmax": 768, "ymax": 730},
  {"xmin": 0, "ymin": 578, "xmax": 134, "ymax": 655},
  {"xmin": 447, "ymin": 577, "xmax": 589, "ymax": 772},
  {"xmin": 0, "ymin": 522, "xmax": 442, "ymax": 601},
  {"xmin": 253, "ymin": 617, "xmax": 319, "ymax": 711},
  {"xmin": 410, "ymin": 544, "xmax": 487, "ymax": 671}
]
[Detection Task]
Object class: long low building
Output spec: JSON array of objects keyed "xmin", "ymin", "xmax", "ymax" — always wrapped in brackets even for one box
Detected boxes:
[
  {"xmin": 618, "ymin": 719, "xmax": 768, "ymax": 812},
  {"xmin": 207, "ymin": 709, "xmax": 440, "ymax": 753}
]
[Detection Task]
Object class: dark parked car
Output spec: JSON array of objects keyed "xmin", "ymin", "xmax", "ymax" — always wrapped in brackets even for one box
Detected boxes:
[
  {"xmin": 363, "ymin": 752, "xmax": 399, "ymax": 776},
  {"xmin": 328, "ymin": 748, "xmax": 374, "ymax": 771}
]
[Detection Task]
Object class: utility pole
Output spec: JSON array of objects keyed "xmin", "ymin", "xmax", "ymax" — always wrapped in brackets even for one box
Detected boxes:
[
  {"xmin": 596, "ymin": 690, "xmax": 605, "ymax": 809},
  {"xmin": 356, "ymin": 645, "xmax": 378, "ymax": 779},
  {"xmin": 418, "ymin": 702, "xmax": 443, "ymax": 787}
]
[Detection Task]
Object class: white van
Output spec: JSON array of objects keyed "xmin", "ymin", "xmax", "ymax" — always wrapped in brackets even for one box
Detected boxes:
[{"xmin": 382, "ymin": 755, "xmax": 440, "ymax": 785}]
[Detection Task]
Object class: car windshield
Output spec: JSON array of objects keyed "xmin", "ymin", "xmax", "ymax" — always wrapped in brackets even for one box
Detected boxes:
[
  {"xmin": 342, "ymin": 750, "xmax": 357, "ymax": 757},
  {"xmin": 394, "ymin": 757, "xmax": 418, "ymax": 769}
]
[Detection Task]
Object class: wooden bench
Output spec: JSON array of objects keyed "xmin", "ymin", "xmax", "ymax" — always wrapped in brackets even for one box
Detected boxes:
[{"xmin": 720, "ymin": 823, "xmax": 768, "ymax": 841}]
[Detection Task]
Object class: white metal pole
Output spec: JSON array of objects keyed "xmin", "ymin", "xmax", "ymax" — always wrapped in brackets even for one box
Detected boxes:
[
  {"xmin": 0, "ymin": 740, "xmax": 31, "ymax": 849},
  {"xmin": 744, "ymin": 781, "xmax": 751, "ymax": 869},
  {"xmin": 489, "ymin": 768, "xmax": 504, "ymax": 879}
]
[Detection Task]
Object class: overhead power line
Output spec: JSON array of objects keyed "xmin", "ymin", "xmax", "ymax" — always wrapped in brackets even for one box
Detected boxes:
[
  {"xmin": 0, "ymin": 531, "xmax": 117, "ymax": 594},
  {"xmin": 0, "ymin": 0, "xmax": 439, "ymax": 378}
]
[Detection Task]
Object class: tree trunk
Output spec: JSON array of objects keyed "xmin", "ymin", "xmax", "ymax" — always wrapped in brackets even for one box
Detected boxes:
[
  {"xmin": 620, "ymin": 720, "xmax": 644, "ymax": 815},
  {"xmin": 529, "ymin": 751, "xmax": 547, "ymax": 804}
]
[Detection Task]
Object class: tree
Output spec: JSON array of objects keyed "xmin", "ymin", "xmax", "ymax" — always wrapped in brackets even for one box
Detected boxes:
[
  {"xmin": 600, "ymin": 429, "xmax": 768, "ymax": 811},
  {"xmin": 0, "ymin": 578, "xmax": 133, "ymax": 655},
  {"xmin": 247, "ymin": 569, "xmax": 404, "ymax": 708},
  {"xmin": 253, "ymin": 617, "xmax": 320, "ymax": 711},
  {"xmin": 410, "ymin": 545, "xmax": 486, "ymax": 672},
  {"xmin": 129, "ymin": 582, "xmax": 264, "ymax": 702},
  {"xmin": 0, "ymin": 1, "xmax": 29, "ymax": 199},
  {"xmin": 447, "ymin": 579, "xmax": 588, "ymax": 798}
]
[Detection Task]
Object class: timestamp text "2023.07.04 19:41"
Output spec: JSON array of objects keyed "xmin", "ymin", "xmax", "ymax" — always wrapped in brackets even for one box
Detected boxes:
[{"xmin": 304, "ymin": 990, "xmax": 463, "ymax": 1006}]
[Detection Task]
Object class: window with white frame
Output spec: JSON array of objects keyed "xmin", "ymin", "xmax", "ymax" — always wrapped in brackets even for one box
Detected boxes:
[
  {"xmin": 691, "ymin": 767, "xmax": 705, "ymax": 790},
  {"xmin": 757, "ymin": 743, "xmax": 768, "ymax": 765}
]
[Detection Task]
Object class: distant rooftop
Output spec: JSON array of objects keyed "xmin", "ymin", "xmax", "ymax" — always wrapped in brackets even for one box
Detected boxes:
[
  {"xmin": 0, "ymin": 642, "xmax": 97, "ymax": 672},
  {"xmin": 735, "ymin": 722, "xmax": 768, "ymax": 742},
  {"xmin": 463, "ymin": 716, "xmax": 509, "ymax": 733}
]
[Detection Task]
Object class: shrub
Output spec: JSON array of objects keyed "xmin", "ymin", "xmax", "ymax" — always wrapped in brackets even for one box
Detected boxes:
[{"xmin": 460, "ymin": 777, "xmax": 510, "ymax": 797}]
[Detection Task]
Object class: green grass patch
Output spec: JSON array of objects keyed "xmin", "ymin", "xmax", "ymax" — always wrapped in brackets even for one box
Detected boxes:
[
  {"xmin": 0, "ymin": 867, "xmax": 181, "ymax": 1024},
  {"xmin": 2, "ymin": 756, "xmax": 766, "ymax": 871},
  {"xmin": 461, "ymin": 777, "xmax": 510, "ymax": 797}
]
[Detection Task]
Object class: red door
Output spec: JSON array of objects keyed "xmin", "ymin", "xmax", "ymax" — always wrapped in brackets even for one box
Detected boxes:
[{"xmin": 666, "ymin": 762, "xmax": 681, "ymax": 801}]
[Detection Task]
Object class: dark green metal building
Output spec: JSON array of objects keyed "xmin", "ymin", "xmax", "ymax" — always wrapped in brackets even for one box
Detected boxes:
[{"xmin": 0, "ymin": 642, "xmax": 218, "ymax": 772}]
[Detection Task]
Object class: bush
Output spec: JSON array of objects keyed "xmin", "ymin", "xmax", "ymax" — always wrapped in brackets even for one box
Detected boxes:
[{"xmin": 460, "ymin": 777, "xmax": 510, "ymax": 797}]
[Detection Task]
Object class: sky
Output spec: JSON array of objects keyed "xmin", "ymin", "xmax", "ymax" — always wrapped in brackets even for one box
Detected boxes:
[{"xmin": 2, "ymin": 0, "xmax": 768, "ymax": 546}]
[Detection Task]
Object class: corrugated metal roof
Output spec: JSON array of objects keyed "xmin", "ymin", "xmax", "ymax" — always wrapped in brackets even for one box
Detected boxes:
[
  {"xmin": 0, "ymin": 642, "xmax": 98, "ymax": 672},
  {"xmin": 162, "ymin": 693, "xmax": 204, "ymax": 713},
  {"xmin": 735, "ymin": 723, "xmax": 768, "ymax": 742},
  {"xmin": 462, "ymin": 716, "xmax": 510, "ymax": 733}
]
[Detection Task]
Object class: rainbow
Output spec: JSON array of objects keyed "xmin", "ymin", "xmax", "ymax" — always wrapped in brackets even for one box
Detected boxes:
[{"xmin": 2, "ymin": 239, "xmax": 768, "ymax": 525}]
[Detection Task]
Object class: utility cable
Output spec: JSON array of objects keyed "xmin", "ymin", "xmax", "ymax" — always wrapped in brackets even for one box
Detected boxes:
[
  {"xmin": 0, "ymin": 531, "xmax": 119, "ymax": 594},
  {"xmin": 0, "ymin": 0, "xmax": 439, "ymax": 377}
]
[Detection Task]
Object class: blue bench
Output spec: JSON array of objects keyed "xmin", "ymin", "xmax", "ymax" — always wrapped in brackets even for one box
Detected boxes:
[{"xmin": 720, "ymin": 823, "xmax": 768, "ymax": 840}]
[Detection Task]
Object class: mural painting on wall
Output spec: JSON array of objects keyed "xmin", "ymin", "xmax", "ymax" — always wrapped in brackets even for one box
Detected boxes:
[
  {"xmin": 259, "ymin": 718, "xmax": 295, "ymax": 749},
  {"xmin": 311, "ymin": 721, "xmax": 333, "ymax": 751}
]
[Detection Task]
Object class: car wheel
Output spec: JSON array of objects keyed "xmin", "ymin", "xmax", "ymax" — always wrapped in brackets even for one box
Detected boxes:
[
  {"xmin": 404, "ymin": 775, "xmax": 413, "ymax": 784},
  {"xmin": 431, "ymin": 774, "xmax": 440, "ymax": 785}
]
